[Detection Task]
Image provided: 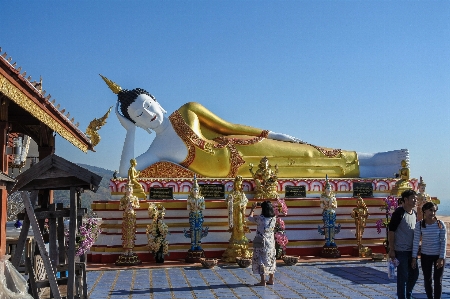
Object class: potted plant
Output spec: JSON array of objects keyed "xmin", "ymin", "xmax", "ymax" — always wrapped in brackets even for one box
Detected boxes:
[
  {"xmin": 375, "ymin": 195, "xmax": 398, "ymax": 253},
  {"xmin": 65, "ymin": 217, "xmax": 102, "ymax": 257},
  {"xmin": 146, "ymin": 203, "xmax": 170, "ymax": 263},
  {"xmin": 273, "ymin": 198, "xmax": 288, "ymax": 258}
]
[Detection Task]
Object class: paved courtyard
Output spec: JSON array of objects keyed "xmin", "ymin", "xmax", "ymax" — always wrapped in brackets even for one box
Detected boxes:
[{"xmin": 86, "ymin": 260, "xmax": 450, "ymax": 299}]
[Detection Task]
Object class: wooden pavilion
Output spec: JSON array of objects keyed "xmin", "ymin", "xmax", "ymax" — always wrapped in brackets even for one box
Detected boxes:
[{"xmin": 0, "ymin": 48, "xmax": 95, "ymax": 258}]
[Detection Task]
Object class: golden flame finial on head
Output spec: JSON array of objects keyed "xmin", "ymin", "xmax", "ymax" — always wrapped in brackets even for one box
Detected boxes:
[{"xmin": 100, "ymin": 74, "xmax": 122, "ymax": 94}]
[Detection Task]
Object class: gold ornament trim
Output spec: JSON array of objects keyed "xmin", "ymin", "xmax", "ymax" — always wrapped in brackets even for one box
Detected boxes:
[
  {"xmin": 0, "ymin": 74, "xmax": 89, "ymax": 152},
  {"xmin": 139, "ymin": 161, "xmax": 201, "ymax": 178},
  {"xmin": 169, "ymin": 110, "xmax": 267, "ymax": 178}
]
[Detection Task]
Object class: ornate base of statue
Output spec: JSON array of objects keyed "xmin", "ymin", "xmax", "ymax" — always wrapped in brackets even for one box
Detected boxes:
[
  {"xmin": 115, "ymin": 253, "xmax": 142, "ymax": 266},
  {"xmin": 320, "ymin": 245, "xmax": 341, "ymax": 258},
  {"xmin": 390, "ymin": 181, "xmax": 411, "ymax": 197},
  {"xmin": 185, "ymin": 249, "xmax": 206, "ymax": 263},
  {"xmin": 352, "ymin": 246, "xmax": 372, "ymax": 258},
  {"xmin": 221, "ymin": 238, "xmax": 252, "ymax": 263}
]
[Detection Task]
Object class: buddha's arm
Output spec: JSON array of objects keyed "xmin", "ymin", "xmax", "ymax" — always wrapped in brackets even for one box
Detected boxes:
[
  {"xmin": 178, "ymin": 102, "xmax": 304, "ymax": 142},
  {"xmin": 179, "ymin": 102, "xmax": 263, "ymax": 137},
  {"xmin": 119, "ymin": 126, "xmax": 136, "ymax": 177}
]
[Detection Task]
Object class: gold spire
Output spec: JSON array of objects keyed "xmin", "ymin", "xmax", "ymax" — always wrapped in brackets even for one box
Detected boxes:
[{"xmin": 100, "ymin": 74, "xmax": 122, "ymax": 94}]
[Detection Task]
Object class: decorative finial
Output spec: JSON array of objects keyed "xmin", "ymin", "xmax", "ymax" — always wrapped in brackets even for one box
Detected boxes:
[
  {"xmin": 192, "ymin": 174, "xmax": 200, "ymax": 190},
  {"xmin": 100, "ymin": 74, "xmax": 122, "ymax": 94},
  {"xmin": 85, "ymin": 106, "xmax": 113, "ymax": 147},
  {"xmin": 325, "ymin": 174, "xmax": 331, "ymax": 188},
  {"xmin": 21, "ymin": 71, "xmax": 26, "ymax": 77},
  {"xmin": 419, "ymin": 176, "xmax": 426, "ymax": 187}
]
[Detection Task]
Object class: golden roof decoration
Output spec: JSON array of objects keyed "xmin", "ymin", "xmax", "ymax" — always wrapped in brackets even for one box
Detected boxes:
[{"xmin": 0, "ymin": 47, "xmax": 93, "ymax": 152}]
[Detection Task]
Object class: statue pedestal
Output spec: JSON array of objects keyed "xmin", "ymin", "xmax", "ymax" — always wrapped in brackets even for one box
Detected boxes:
[
  {"xmin": 185, "ymin": 249, "xmax": 205, "ymax": 263},
  {"xmin": 352, "ymin": 246, "xmax": 372, "ymax": 258},
  {"xmin": 115, "ymin": 253, "xmax": 142, "ymax": 266},
  {"xmin": 391, "ymin": 180, "xmax": 411, "ymax": 196},
  {"xmin": 320, "ymin": 245, "xmax": 341, "ymax": 258},
  {"xmin": 221, "ymin": 243, "xmax": 252, "ymax": 263}
]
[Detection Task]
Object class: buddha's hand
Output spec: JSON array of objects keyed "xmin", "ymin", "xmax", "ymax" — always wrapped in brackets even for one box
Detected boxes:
[
  {"xmin": 116, "ymin": 101, "xmax": 136, "ymax": 131},
  {"xmin": 268, "ymin": 131, "xmax": 304, "ymax": 143}
]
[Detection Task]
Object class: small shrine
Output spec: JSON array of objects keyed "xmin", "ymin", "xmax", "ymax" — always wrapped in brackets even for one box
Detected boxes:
[{"xmin": 11, "ymin": 154, "xmax": 101, "ymax": 299}]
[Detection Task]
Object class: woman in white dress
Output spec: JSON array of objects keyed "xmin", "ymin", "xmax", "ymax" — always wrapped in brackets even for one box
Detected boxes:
[{"xmin": 248, "ymin": 201, "xmax": 277, "ymax": 286}]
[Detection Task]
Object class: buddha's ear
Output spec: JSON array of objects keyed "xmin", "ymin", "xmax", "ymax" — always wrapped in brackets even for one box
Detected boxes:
[{"xmin": 157, "ymin": 102, "xmax": 167, "ymax": 114}]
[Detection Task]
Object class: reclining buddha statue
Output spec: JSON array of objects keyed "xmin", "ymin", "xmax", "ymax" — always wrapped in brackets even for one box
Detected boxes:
[{"xmin": 101, "ymin": 75, "xmax": 408, "ymax": 179}]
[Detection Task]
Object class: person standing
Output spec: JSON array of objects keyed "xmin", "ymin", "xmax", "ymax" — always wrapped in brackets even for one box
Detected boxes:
[
  {"xmin": 412, "ymin": 202, "xmax": 447, "ymax": 299},
  {"xmin": 248, "ymin": 201, "xmax": 276, "ymax": 286},
  {"xmin": 388, "ymin": 189, "xmax": 419, "ymax": 299}
]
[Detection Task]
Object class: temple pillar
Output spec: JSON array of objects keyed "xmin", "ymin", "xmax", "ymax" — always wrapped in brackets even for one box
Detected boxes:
[
  {"xmin": 38, "ymin": 145, "xmax": 55, "ymax": 204},
  {"xmin": 38, "ymin": 145, "xmax": 55, "ymax": 160},
  {"xmin": 0, "ymin": 187, "xmax": 7, "ymax": 256},
  {"xmin": 0, "ymin": 122, "xmax": 9, "ymax": 173},
  {"xmin": 0, "ymin": 121, "xmax": 8, "ymax": 256}
]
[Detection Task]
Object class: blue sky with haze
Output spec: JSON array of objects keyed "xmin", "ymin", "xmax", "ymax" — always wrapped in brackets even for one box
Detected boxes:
[{"xmin": 1, "ymin": 1, "xmax": 449, "ymax": 201}]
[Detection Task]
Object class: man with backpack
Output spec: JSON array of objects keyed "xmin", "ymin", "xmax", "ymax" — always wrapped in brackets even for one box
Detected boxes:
[{"xmin": 388, "ymin": 189, "xmax": 419, "ymax": 299}]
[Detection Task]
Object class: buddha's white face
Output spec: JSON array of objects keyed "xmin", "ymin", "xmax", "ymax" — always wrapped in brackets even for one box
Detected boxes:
[{"xmin": 127, "ymin": 94, "xmax": 165, "ymax": 130}]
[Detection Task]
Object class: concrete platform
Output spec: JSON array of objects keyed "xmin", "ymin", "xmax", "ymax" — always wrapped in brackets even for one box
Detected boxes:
[{"xmin": 85, "ymin": 258, "xmax": 450, "ymax": 299}]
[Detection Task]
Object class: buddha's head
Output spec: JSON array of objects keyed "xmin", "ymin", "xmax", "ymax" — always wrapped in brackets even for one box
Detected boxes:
[
  {"xmin": 130, "ymin": 158, "xmax": 137, "ymax": 167},
  {"xmin": 101, "ymin": 75, "xmax": 166, "ymax": 130}
]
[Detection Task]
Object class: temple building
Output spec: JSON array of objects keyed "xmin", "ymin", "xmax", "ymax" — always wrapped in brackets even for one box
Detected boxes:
[{"xmin": 0, "ymin": 48, "xmax": 94, "ymax": 256}]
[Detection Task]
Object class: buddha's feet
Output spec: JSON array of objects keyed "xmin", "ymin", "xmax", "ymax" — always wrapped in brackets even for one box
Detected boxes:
[{"xmin": 358, "ymin": 149, "xmax": 409, "ymax": 178}]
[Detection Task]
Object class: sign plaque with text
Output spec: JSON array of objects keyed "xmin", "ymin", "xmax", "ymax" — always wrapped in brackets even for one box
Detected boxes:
[
  {"xmin": 199, "ymin": 184, "xmax": 225, "ymax": 199},
  {"xmin": 284, "ymin": 185, "xmax": 306, "ymax": 198},
  {"xmin": 352, "ymin": 182, "xmax": 373, "ymax": 197},
  {"xmin": 149, "ymin": 187, "xmax": 174, "ymax": 200}
]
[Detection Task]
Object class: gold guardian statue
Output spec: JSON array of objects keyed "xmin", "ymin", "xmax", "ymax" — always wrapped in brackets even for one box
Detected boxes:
[{"xmin": 222, "ymin": 176, "xmax": 252, "ymax": 262}]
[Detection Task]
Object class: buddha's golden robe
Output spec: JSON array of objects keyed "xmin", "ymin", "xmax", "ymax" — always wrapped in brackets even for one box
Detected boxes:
[{"xmin": 169, "ymin": 102, "xmax": 359, "ymax": 178}]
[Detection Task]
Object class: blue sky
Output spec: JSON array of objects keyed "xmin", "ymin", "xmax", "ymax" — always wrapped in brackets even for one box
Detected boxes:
[{"xmin": 1, "ymin": 1, "xmax": 449, "ymax": 201}]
